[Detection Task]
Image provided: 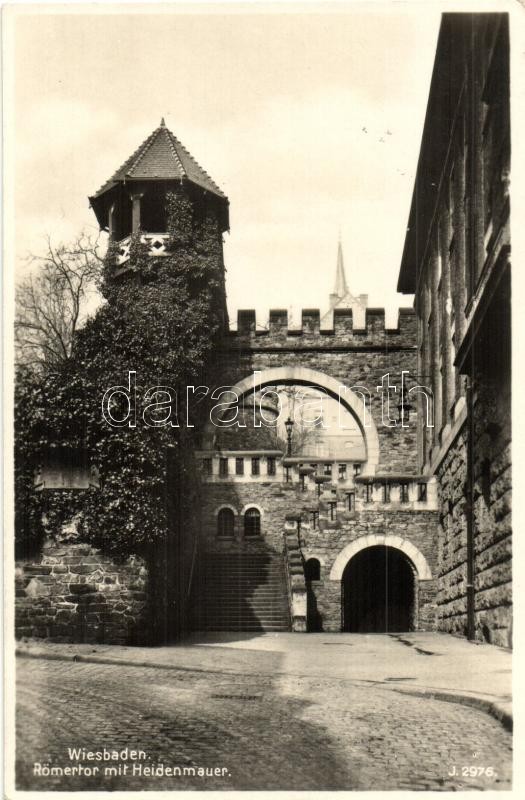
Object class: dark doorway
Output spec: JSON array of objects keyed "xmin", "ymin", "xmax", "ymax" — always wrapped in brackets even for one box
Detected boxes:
[
  {"xmin": 342, "ymin": 545, "xmax": 415, "ymax": 632},
  {"xmin": 305, "ymin": 559, "xmax": 322, "ymax": 632}
]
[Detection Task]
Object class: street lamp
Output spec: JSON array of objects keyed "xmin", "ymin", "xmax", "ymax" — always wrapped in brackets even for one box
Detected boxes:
[
  {"xmin": 285, "ymin": 416, "xmax": 294, "ymax": 457},
  {"xmin": 396, "ymin": 387, "xmax": 414, "ymax": 425}
]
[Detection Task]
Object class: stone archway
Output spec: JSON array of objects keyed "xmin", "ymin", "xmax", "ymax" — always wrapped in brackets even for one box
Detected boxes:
[
  {"xmin": 208, "ymin": 365, "xmax": 380, "ymax": 475},
  {"xmin": 329, "ymin": 534, "xmax": 432, "ymax": 581},
  {"xmin": 330, "ymin": 535, "xmax": 432, "ymax": 633},
  {"xmin": 342, "ymin": 545, "xmax": 417, "ymax": 632}
]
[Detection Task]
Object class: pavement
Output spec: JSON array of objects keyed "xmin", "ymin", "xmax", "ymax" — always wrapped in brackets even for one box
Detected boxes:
[
  {"xmin": 16, "ymin": 630, "xmax": 512, "ymax": 728},
  {"xmin": 14, "ymin": 632, "xmax": 513, "ymax": 792}
]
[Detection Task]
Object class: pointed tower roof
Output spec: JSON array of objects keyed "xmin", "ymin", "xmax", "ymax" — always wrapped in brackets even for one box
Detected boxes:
[
  {"xmin": 91, "ymin": 119, "xmax": 227, "ymax": 201},
  {"xmin": 333, "ymin": 239, "xmax": 348, "ymax": 298}
]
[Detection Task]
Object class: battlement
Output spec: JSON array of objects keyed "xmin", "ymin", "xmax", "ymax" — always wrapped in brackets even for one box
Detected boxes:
[{"xmin": 230, "ymin": 307, "xmax": 416, "ymax": 347}]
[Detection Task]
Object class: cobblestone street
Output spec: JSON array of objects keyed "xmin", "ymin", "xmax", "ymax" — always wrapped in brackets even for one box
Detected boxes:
[{"xmin": 15, "ymin": 634, "xmax": 512, "ymax": 792}]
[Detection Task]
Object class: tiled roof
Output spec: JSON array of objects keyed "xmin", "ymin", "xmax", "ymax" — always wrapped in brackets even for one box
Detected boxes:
[{"xmin": 92, "ymin": 119, "xmax": 226, "ymax": 200}]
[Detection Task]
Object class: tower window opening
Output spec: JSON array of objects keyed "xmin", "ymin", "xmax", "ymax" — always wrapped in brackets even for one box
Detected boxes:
[{"xmin": 235, "ymin": 457, "xmax": 244, "ymax": 475}]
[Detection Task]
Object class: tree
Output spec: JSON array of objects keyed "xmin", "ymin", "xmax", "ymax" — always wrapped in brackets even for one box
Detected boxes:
[
  {"xmin": 16, "ymin": 192, "xmax": 225, "ymax": 556},
  {"xmin": 265, "ymin": 385, "xmax": 325, "ymax": 455},
  {"xmin": 15, "ymin": 231, "xmax": 104, "ymax": 376}
]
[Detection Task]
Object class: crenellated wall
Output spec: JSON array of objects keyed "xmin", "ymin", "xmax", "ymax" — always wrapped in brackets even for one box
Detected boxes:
[
  {"xmin": 232, "ymin": 307, "xmax": 416, "ymax": 344},
  {"xmin": 210, "ymin": 307, "xmax": 419, "ymax": 476}
]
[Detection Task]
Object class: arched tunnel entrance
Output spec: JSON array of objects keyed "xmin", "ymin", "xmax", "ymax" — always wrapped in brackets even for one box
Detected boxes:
[{"xmin": 342, "ymin": 545, "xmax": 416, "ymax": 632}]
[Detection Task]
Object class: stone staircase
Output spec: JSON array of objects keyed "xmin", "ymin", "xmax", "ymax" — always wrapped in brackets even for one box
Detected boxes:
[{"xmin": 195, "ymin": 553, "xmax": 291, "ymax": 632}]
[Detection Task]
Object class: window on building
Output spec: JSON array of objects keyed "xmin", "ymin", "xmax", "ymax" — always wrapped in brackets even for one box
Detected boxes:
[
  {"xmin": 202, "ymin": 458, "xmax": 212, "ymax": 476},
  {"xmin": 365, "ymin": 483, "xmax": 373, "ymax": 503},
  {"xmin": 338, "ymin": 463, "xmax": 347, "ymax": 481},
  {"xmin": 267, "ymin": 457, "xmax": 276, "ymax": 476},
  {"xmin": 481, "ymin": 458, "xmax": 491, "ymax": 506},
  {"xmin": 354, "ymin": 463, "xmax": 362, "ymax": 477},
  {"xmin": 418, "ymin": 482, "xmax": 427, "ymax": 502},
  {"xmin": 324, "ymin": 463, "xmax": 332, "ymax": 477},
  {"xmin": 251, "ymin": 457, "xmax": 260, "ymax": 476},
  {"xmin": 346, "ymin": 492, "xmax": 355, "ymax": 511},
  {"xmin": 219, "ymin": 458, "xmax": 229, "ymax": 477},
  {"xmin": 382, "ymin": 482, "xmax": 390, "ymax": 503},
  {"xmin": 235, "ymin": 457, "xmax": 244, "ymax": 475},
  {"xmin": 217, "ymin": 508, "xmax": 235, "ymax": 538},
  {"xmin": 244, "ymin": 507, "xmax": 261, "ymax": 537},
  {"xmin": 400, "ymin": 482, "xmax": 409, "ymax": 503},
  {"xmin": 304, "ymin": 558, "xmax": 321, "ymax": 582}
]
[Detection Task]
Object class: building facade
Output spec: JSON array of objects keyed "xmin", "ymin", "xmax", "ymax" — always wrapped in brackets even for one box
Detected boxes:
[{"xmin": 398, "ymin": 13, "xmax": 511, "ymax": 647}]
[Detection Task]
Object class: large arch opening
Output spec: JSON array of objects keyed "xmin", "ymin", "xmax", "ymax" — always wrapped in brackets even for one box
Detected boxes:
[
  {"xmin": 342, "ymin": 545, "xmax": 416, "ymax": 633},
  {"xmin": 204, "ymin": 365, "xmax": 380, "ymax": 475}
]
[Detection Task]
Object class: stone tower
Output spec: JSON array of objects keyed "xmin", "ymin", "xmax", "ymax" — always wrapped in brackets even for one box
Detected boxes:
[{"xmin": 88, "ymin": 118, "xmax": 230, "ymax": 321}]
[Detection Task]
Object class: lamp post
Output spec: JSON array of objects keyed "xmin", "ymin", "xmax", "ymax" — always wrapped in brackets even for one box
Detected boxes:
[
  {"xmin": 285, "ymin": 416, "xmax": 294, "ymax": 457},
  {"xmin": 396, "ymin": 386, "xmax": 414, "ymax": 425}
]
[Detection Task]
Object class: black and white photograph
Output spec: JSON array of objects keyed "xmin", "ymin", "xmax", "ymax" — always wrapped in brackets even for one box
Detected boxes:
[{"xmin": 3, "ymin": 0, "xmax": 520, "ymax": 795}]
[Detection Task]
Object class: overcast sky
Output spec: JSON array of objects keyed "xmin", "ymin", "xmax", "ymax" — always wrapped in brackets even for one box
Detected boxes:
[{"xmin": 10, "ymin": 3, "xmax": 445, "ymax": 327}]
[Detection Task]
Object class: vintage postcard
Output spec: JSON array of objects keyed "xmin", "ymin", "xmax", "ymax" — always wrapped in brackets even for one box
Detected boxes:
[{"xmin": 3, "ymin": 0, "xmax": 521, "ymax": 796}]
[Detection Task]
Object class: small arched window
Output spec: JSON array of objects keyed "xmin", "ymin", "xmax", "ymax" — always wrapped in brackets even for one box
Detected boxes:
[
  {"xmin": 217, "ymin": 508, "xmax": 235, "ymax": 538},
  {"xmin": 304, "ymin": 558, "xmax": 321, "ymax": 582},
  {"xmin": 244, "ymin": 507, "xmax": 261, "ymax": 537}
]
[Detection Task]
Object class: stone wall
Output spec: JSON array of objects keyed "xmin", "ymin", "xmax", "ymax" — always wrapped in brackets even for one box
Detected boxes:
[
  {"xmin": 199, "ymin": 479, "xmax": 439, "ymax": 632},
  {"xmin": 215, "ymin": 308, "xmax": 419, "ymax": 476},
  {"xmin": 436, "ymin": 381, "xmax": 512, "ymax": 647},
  {"xmin": 472, "ymin": 385, "xmax": 512, "ymax": 647},
  {"xmin": 15, "ymin": 540, "xmax": 148, "ymax": 644},
  {"xmin": 436, "ymin": 429, "xmax": 468, "ymax": 636},
  {"xmin": 300, "ymin": 509, "xmax": 439, "ymax": 632}
]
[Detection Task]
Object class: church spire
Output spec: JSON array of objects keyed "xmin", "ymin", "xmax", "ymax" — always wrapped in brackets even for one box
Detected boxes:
[{"xmin": 333, "ymin": 237, "xmax": 348, "ymax": 298}]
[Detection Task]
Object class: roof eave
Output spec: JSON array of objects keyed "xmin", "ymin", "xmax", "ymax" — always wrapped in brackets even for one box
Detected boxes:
[{"xmin": 397, "ymin": 14, "xmax": 467, "ymax": 296}]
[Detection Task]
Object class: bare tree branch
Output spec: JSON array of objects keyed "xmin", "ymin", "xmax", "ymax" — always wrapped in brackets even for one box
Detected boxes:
[{"xmin": 15, "ymin": 231, "xmax": 105, "ymax": 376}]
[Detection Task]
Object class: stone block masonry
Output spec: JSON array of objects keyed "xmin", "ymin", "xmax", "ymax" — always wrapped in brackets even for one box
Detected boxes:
[
  {"xmin": 300, "ymin": 509, "xmax": 439, "ymax": 632},
  {"xmin": 215, "ymin": 307, "xmax": 420, "ymax": 476},
  {"xmin": 199, "ymin": 479, "xmax": 439, "ymax": 632},
  {"xmin": 15, "ymin": 541, "xmax": 147, "ymax": 644},
  {"xmin": 436, "ymin": 381, "xmax": 512, "ymax": 648}
]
